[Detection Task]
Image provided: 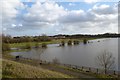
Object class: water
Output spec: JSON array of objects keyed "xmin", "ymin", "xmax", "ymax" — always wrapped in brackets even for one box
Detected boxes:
[{"xmin": 10, "ymin": 38, "xmax": 118, "ymax": 70}]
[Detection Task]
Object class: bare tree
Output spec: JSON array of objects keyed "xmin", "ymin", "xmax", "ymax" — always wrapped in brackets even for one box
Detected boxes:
[
  {"xmin": 35, "ymin": 48, "xmax": 46, "ymax": 61},
  {"xmin": 52, "ymin": 57, "xmax": 60, "ymax": 64},
  {"xmin": 96, "ymin": 50, "xmax": 115, "ymax": 74}
]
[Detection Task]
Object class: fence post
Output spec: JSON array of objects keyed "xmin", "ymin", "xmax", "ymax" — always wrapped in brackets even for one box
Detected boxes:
[
  {"xmin": 82, "ymin": 66, "xmax": 84, "ymax": 71},
  {"xmin": 97, "ymin": 68, "xmax": 99, "ymax": 74},
  {"xmin": 69, "ymin": 64, "xmax": 71, "ymax": 68},
  {"xmin": 89, "ymin": 68, "xmax": 91, "ymax": 72},
  {"xmin": 114, "ymin": 71, "xmax": 116, "ymax": 75},
  {"xmin": 76, "ymin": 66, "xmax": 78, "ymax": 69}
]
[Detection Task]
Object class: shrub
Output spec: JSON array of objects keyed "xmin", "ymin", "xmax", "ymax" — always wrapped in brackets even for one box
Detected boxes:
[
  {"xmin": 25, "ymin": 43, "xmax": 31, "ymax": 49},
  {"xmin": 2, "ymin": 43, "xmax": 10, "ymax": 52},
  {"xmin": 60, "ymin": 41, "xmax": 65, "ymax": 46},
  {"xmin": 41, "ymin": 43, "xmax": 47, "ymax": 48},
  {"xmin": 67, "ymin": 40, "xmax": 72, "ymax": 46},
  {"xmin": 73, "ymin": 40, "xmax": 79, "ymax": 45},
  {"xmin": 35, "ymin": 42, "xmax": 39, "ymax": 48},
  {"xmin": 83, "ymin": 39, "xmax": 87, "ymax": 44}
]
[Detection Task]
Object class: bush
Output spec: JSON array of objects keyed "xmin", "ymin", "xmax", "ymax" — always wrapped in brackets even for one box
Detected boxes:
[
  {"xmin": 41, "ymin": 43, "xmax": 47, "ymax": 48},
  {"xmin": 60, "ymin": 41, "xmax": 65, "ymax": 46},
  {"xmin": 83, "ymin": 39, "xmax": 87, "ymax": 44},
  {"xmin": 35, "ymin": 42, "xmax": 39, "ymax": 48},
  {"xmin": 25, "ymin": 43, "xmax": 31, "ymax": 49},
  {"xmin": 2, "ymin": 43, "xmax": 10, "ymax": 52},
  {"xmin": 73, "ymin": 40, "xmax": 79, "ymax": 45},
  {"xmin": 67, "ymin": 40, "xmax": 72, "ymax": 46}
]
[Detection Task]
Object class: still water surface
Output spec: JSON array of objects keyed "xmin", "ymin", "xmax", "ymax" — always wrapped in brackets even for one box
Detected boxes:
[{"xmin": 10, "ymin": 38, "xmax": 118, "ymax": 70}]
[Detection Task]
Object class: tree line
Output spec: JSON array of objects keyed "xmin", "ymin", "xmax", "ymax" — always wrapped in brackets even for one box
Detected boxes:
[
  {"xmin": 2, "ymin": 34, "xmax": 51, "ymax": 44},
  {"xmin": 53, "ymin": 33, "xmax": 120, "ymax": 39},
  {"xmin": 2, "ymin": 33, "xmax": 120, "ymax": 44}
]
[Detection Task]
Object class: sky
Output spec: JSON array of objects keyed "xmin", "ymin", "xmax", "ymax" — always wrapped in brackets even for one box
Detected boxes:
[{"xmin": 0, "ymin": 0, "xmax": 119, "ymax": 36}]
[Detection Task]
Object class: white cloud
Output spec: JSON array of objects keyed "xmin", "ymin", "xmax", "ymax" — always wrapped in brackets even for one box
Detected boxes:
[
  {"xmin": 84, "ymin": 0, "xmax": 119, "ymax": 3},
  {"xmin": 1, "ymin": 1, "xmax": 118, "ymax": 36},
  {"xmin": 1, "ymin": 0, "xmax": 25, "ymax": 34},
  {"xmin": 18, "ymin": 24, "xmax": 23, "ymax": 27},
  {"xmin": 91, "ymin": 4, "xmax": 117, "ymax": 15},
  {"xmin": 59, "ymin": 10, "xmax": 87, "ymax": 23},
  {"xmin": 3, "ymin": 28, "xmax": 7, "ymax": 31},
  {"xmin": 84, "ymin": 0, "xmax": 101, "ymax": 4},
  {"xmin": 58, "ymin": 3, "xmax": 118, "ymax": 34},
  {"xmin": 11, "ymin": 24, "xmax": 16, "ymax": 28},
  {"xmin": 21, "ymin": 1, "xmax": 66, "ymax": 29},
  {"xmin": 69, "ymin": 3, "xmax": 76, "ymax": 6}
]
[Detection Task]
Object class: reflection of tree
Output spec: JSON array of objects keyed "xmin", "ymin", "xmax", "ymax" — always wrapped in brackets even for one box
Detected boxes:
[
  {"xmin": 52, "ymin": 57, "xmax": 60, "ymax": 64},
  {"xmin": 34, "ymin": 48, "xmax": 46, "ymax": 60}
]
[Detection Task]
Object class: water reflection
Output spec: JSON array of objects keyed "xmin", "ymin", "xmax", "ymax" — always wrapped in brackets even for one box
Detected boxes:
[{"xmin": 10, "ymin": 38, "xmax": 118, "ymax": 70}]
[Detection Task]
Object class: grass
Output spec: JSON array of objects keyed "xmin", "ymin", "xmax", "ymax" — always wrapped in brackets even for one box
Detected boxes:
[
  {"xmin": 9, "ymin": 38, "xmax": 98, "ymax": 48},
  {"xmin": 2, "ymin": 53, "xmax": 117, "ymax": 79},
  {"xmin": 2, "ymin": 59, "xmax": 73, "ymax": 78},
  {"xmin": 53, "ymin": 65, "xmax": 118, "ymax": 78},
  {"xmin": 9, "ymin": 41, "xmax": 53, "ymax": 48},
  {"xmin": 0, "ymin": 58, "xmax": 2, "ymax": 79}
]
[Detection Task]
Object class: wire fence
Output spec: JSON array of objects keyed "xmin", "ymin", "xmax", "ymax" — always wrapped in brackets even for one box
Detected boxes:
[{"xmin": 16, "ymin": 56, "xmax": 120, "ymax": 77}]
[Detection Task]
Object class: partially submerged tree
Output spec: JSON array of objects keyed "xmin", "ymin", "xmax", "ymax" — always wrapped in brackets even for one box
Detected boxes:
[
  {"xmin": 83, "ymin": 39, "xmax": 87, "ymax": 44},
  {"xmin": 67, "ymin": 40, "xmax": 72, "ymax": 46},
  {"xmin": 60, "ymin": 41, "xmax": 65, "ymax": 46},
  {"xmin": 96, "ymin": 50, "xmax": 115, "ymax": 74},
  {"xmin": 73, "ymin": 40, "xmax": 79, "ymax": 45},
  {"xmin": 41, "ymin": 43, "xmax": 47, "ymax": 48}
]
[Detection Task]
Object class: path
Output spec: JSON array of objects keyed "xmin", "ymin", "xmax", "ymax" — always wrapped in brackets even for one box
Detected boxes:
[{"xmin": 41, "ymin": 64, "xmax": 96, "ymax": 78}]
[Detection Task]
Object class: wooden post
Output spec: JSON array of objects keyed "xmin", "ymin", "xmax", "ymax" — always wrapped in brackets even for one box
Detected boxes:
[
  {"xmin": 105, "ymin": 69, "xmax": 107, "ymax": 74},
  {"xmin": 114, "ymin": 71, "xmax": 116, "ymax": 75},
  {"xmin": 89, "ymin": 68, "xmax": 91, "ymax": 72},
  {"xmin": 82, "ymin": 66, "xmax": 84, "ymax": 71},
  {"xmin": 48, "ymin": 62, "xmax": 50, "ymax": 64},
  {"xmin": 76, "ymin": 66, "xmax": 78, "ymax": 69},
  {"xmin": 97, "ymin": 68, "xmax": 99, "ymax": 74}
]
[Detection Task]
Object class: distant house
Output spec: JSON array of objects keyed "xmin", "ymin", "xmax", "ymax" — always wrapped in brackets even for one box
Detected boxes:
[{"xmin": 54, "ymin": 35, "xmax": 66, "ymax": 39}]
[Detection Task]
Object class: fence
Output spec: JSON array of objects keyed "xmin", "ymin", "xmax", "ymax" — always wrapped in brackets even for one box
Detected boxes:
[
  {"xmin": 15, "ymin": 56, "xmax": 120, "ymax": 77},
  {"xmin": 59, "ymin": 64, "xmax": 119, "ymax": 76}
]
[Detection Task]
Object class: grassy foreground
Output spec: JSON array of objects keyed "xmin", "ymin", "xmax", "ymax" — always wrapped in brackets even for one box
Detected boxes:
[{"xmin": 2, "ymin": 59, "xmax": 72, "ymax": 78}]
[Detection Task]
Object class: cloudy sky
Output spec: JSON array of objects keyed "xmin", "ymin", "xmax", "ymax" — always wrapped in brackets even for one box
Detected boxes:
[{"xmin": 1, "ymin": 0, "xmax": 119, "ymax": 36}]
